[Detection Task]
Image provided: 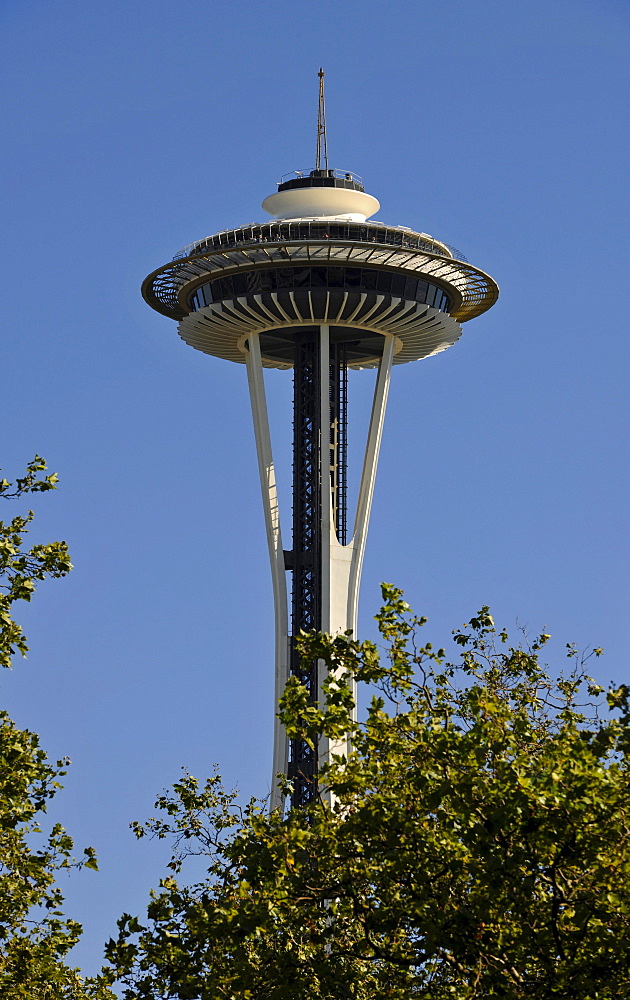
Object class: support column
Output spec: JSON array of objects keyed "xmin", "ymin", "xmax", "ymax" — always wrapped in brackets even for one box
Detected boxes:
[
  {"xmin": 347, "ymin": 333, "xmax": 395, "ymax": 637},
  {"xmin": 319, "ymin": 333, "xmax": 395, "ymax": 777},
  {"xmin": 245, "ymin": 333, "xmax": 289, "ymax": 813}
]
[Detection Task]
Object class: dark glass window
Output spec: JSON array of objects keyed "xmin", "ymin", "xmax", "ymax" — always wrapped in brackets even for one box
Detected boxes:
[
  {"xmin": 188, "ymin": 267, "xmax": 452, "ymax": 314},
  {"xmin": 292, "ymin": 268, "xmax": 311, "ymax": 287},
  {"xmin": 327, "ymin": 267, "xmax": 345, "ymax": 287},
  {"xmin": 246, "ymin": 271, "xmax": 262, "ymax": 292},
  {"xmin": 361, "ymin": 269, "xmax": 378, "ymax": 291},
  {"xmin": 310, "ymin": 267, "xmax": 328, "ymax": 287},
  {"xmin": 391, "ymin": 273, "xmax": 406, "ymax": 297},
  {"xmin": 275, "ymin": 268, "xmax": 295, "ymax": 288},
  {"xmin": 404, "ymin": 276, "xmax": 418, "ymax": 300},
  {"xmin": 220, "ymin": 276, "xmax": 234, "ymax": 298},
  {"xmin": 232, "ymin": 273, "xmax": 247, "ymax": 296}
]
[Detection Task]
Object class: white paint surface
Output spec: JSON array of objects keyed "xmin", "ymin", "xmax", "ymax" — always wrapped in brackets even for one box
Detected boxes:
[{"xmin": 262, "ymin": 185, "xmax": 380, "ymax": 221}]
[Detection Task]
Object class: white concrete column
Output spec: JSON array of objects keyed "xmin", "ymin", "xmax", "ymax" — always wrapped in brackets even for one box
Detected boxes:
[
  {"xmin": 317, "ymin": 330, "xmax": 395, "ymax": 782},
  {"xmin": 318, "ymin": 324, "xmax": 333, "ymax": 633},
  {"xmin": 347, "ymin": 334, "xmax": 395, "ymax": 637},
  {"xmin": 244, "ymin": 333, "xmax": 289, "ymax": 811}
]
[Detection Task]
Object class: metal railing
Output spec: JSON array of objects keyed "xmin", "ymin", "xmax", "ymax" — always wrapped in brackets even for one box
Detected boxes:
[
  {"xmin": 279, "ymin": 168, "xmax": 363, "ymax": 185},
  {"xmin": 171, "ymin": 220, "xmax": 466, "ymax": 263}
]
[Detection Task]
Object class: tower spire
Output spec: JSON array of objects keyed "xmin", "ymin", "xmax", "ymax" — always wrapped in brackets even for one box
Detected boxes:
[
  {"xmin": 315, "ymin": 67, "xmax": 328, "ymax": 172},
  {"xmin": 142, "ymin": 102, "xmax": 499, "ymax": 813}
]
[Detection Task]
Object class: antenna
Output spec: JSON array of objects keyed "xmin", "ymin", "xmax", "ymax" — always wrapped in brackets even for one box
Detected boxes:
[{"xmin": 315, "ymin": 67, "xmax": 328, "ymax": 172}]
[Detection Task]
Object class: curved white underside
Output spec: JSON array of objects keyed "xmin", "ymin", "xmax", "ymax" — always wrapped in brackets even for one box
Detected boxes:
[
  {"xmin": 177, "ymin": 294, "xmax": 462, "ymax": 370},
  {"xmin": 262, "ymin": 186, "xmax": 380, "ymax": 222}
]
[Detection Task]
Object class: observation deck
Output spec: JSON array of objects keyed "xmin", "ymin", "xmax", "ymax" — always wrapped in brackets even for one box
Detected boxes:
[
  {"xmin": 277, "ymin": 168, "xmax": 365, "ymax": 192},
  {"xmin": 142, "ymin": 213, "xmax": 498, "ymax": 370}
]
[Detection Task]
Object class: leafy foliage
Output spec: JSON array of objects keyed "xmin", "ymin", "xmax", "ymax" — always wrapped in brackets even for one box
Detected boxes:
[
  {"xmin": 107, "ymin": 585, "xmax": 630, "ymax": 999},
  {"xmin": 0, "ymin": 456, "xmax": 71, "ymax": 669},
  {"xmin": 0, "ymin": 459, "xmax": 114, "ymax": 999}
]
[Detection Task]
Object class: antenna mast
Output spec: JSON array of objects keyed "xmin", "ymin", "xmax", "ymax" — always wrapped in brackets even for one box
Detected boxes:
[{"xmin": 315, "ymin": 68, "xmax": 328, "ymax": 171}]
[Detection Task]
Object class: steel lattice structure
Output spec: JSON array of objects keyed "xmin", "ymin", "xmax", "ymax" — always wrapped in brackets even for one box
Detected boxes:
[
  {"xmin": 284, "ymin": 334, "xmax": 350, "ymax": 806},
  {"xmin": 289, "ymin": 331, "xmax": 322, "ymax": 805}
]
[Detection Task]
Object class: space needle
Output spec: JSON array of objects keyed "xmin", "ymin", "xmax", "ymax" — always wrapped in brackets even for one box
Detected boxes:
[{"xmin": 141, "ymin": 70, "xmax": 499, "ymax": 811}]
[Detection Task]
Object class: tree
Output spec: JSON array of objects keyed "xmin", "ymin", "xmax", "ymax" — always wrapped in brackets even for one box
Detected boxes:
[
  {"xmin": 107, "ymin": 585, "xmax": 630, "ymax": 999},
  {"xmin": 0, "ymin": 457, "xmax": 114, "ymax": 999},
  {"xmin": 0, "ymin": 456, "xmax": 70, "ymax": 669}
]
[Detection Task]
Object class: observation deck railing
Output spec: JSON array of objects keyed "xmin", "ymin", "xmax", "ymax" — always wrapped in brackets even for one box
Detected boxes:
[
  {"xmin": 279, "ymin": 168, "xmax": 363, "ymax": 185},
  {"xmin": 172, "ymin": 220, "xmax": 467, "ymax": 263}
]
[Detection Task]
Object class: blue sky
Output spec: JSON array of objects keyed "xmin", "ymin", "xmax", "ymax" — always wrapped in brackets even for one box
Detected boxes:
[{"xmin": 1, "ymin": 0, "xmax": 629, "ymax": 979}]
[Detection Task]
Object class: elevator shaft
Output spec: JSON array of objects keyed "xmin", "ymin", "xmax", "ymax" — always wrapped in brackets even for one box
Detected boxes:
[{"xmin": 288, "ymin": 329, "xmax": 348, "ymax": 808}]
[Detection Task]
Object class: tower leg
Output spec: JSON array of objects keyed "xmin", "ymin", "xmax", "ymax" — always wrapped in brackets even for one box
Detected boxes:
[
  {"xmin": 347, "ymin": 333, "xmax": 395, "ymax": 636},
  {"xmin": 319, "ymin": 332, "xmax": 395, "ymax": 786},
  {"xmin": 244, "ymin": 332, "xmax": 289, "ymax": 812}
]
